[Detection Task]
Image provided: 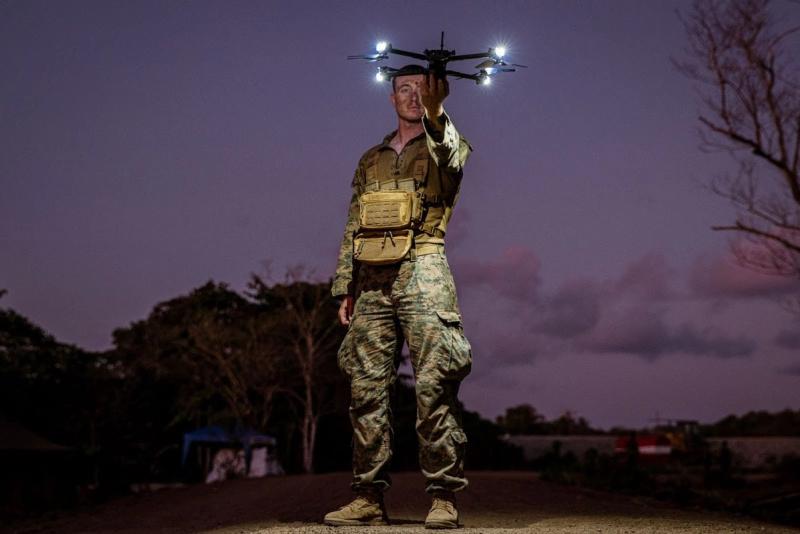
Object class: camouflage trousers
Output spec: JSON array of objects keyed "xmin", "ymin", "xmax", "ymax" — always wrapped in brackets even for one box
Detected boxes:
[{"xmin": 337, "ymin": 252, "xmax": 472, "ymax": 495}]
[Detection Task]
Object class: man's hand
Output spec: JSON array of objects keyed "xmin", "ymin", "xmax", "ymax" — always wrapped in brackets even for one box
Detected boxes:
[
  {"xmin": 418, "ymin": 72, "xmax": 448, "ymax": 119},
  {"xmin": 338, "ymin": 295, "xmax": 354, "ymax": 326}
]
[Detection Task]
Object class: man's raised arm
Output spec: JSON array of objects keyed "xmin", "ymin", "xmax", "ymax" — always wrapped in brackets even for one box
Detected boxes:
[{"xmin": 418, "ymin": 73, "xmax": 471, "ymax": 174}]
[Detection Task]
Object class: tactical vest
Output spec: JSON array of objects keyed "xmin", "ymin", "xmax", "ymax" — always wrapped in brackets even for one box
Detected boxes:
[{"xmin": 353, "ymin": 141, "xmax": 452, "ymax": 265}]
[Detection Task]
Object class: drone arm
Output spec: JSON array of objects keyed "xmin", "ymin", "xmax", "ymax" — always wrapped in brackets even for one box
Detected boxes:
[
  {"xmin": 347, "ymin": 53, "xmax": 388, "ymax": 61},
  {"xmin": 445, "ymin": 70, "xmax": 480, "ymax": 82},
  {"xmin": 449, "ymin": 52, "xmax": 493, "ymax": 62},
  {"xmin": 388, "ymin": 48, "xmax": 428, "ymax": 61}
]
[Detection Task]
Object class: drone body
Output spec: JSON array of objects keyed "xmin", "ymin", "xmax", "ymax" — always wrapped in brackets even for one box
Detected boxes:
[{"xmin": 348, "ymin": 32, "xmax": 525, "ymax": 86}]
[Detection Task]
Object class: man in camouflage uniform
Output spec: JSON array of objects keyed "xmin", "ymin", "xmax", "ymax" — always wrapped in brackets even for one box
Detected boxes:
[{"xmin": 324, "ymin": 65, "xmax": 472, "ymax": 529}]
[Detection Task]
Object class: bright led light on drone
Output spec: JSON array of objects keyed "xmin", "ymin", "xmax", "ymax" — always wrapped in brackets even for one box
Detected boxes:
[
  {"xmin": 481, "ymin": 76, "xmax": 492, "ymax": 86},
  {"xmin": 375, "ymin": 69, "xmax": 386, "ymax": 82},
  {"xmin": 376, "ymin": 41, "xmax": 388, "ymax": 53},
  {"xmin": 494, "ymin": 46, "xmax": 507, "ymax": 58}
]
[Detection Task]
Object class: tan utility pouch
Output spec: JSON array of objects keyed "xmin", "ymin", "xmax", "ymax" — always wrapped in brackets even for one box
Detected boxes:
[
  {"xmin": 358, "ymin": 191, "xmax": 422, "ymax": 231},
  {"xmin": 353, "ymin": 230, "xmax": 414, "ymax": 265}
]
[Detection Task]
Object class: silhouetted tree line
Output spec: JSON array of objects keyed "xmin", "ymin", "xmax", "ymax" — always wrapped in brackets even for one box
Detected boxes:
[
  {"xmin": 0, "ymin": 279, "xmax": 521, "ymax": 502},
  {"xmin": 496, "ymin": 403, "xmax": 800, "ymax": 438},
  {"xmin": 496, "ymin": 404, "xmax": 602, "ymax": 435},
  {"xmin": 702, "ymin": 409, "xmax": 800, "ymax": 437}
]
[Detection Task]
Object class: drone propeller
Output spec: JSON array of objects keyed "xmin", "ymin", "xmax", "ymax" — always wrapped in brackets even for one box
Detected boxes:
[
  {"xmin": 474, "ymin": 59, "xmax": 497, "ymax": 70},
  {"xmin": 475, "ymin": 59, "xmax": 528, "ymax": 69},
  {"xmin": 347, "ymin": 53, "xmax": 388, "ymax": 62}
]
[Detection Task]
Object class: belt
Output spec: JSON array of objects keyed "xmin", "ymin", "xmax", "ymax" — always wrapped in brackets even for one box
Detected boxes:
[{"xmin": 415, "ymin": 243, "xmax": 445, "ymax": 256}]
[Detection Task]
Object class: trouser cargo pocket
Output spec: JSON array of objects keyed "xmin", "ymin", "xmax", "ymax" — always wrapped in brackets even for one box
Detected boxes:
[{"xmin": 435, "ymin": 310, "xmax": 472, "ymax": 381}]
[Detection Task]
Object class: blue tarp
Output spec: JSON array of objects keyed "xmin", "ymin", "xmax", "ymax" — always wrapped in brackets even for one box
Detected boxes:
[{"xmin": 181, "ymin": 426, "xmax": 277, "ymax": 468}]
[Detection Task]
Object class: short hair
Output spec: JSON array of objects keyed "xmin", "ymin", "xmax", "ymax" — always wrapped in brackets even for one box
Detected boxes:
[{"xmin": 391, "ymin": 64, "xmax": 427, "ymax": 93}]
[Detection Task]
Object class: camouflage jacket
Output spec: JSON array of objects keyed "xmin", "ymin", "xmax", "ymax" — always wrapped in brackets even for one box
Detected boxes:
[{"xmin": 331, "ymin": 111, "xmax": 472, "ymax": 298}]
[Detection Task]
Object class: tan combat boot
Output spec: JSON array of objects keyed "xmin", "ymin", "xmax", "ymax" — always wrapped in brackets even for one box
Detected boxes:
[
  {"xmin": 323, "ymin": 491, "xmax": 389, "ymax": 526},
  {"xmin": 425, "ymin": 491, "xmax": 459, "ymax": 529}
]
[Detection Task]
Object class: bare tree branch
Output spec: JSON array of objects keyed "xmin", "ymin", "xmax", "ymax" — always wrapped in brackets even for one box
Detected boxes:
[{"xmin": 678, "ymin": 0, "xmax": 800, "ymax": 281}]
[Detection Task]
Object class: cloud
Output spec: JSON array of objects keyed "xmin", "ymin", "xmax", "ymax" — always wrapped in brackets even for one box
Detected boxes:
[
  {"xmin": 689, "ymin": 253, "xmax": 800, "ymax": 299},
  {"xmin": 672, "ymin": 324, "xmax": 758, "ymax": 358},
  {"xmin": 471, "ymin": 329, "xmax": 539, "ymax": 366},
  {"xmin": 456, "ymin": 248, "xmax": 763, "ymax": 367},
  {"xmin": 463, "ymin": 292, "xmax": 543, "ymax": 366},
  {"xmin": 580, "ymin": 306, "xmax": 756, "ymax": 359},
  {"xmin": 612, "ymin": 252, "xmax": 675, "ymax": 300},
  {"xmin": 532, "ymin": 253, "xmax": 673, "ymax": 341},
  {"xmin": 454, "ymin": 245, "xmax": 541, "ymax": 302},
  {"xmin": 775, "ymin": 329, "xmax": 800, "ymax": 350},
  {"xmin": 533, "ymin": 279, "xmax": 601, "ymax": 338},
  {"xmin": 779, "ymin": 363, "xmax": 800, "ymax": 376}
]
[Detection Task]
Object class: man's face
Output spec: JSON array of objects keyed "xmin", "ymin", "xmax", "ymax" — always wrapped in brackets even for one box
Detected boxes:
[{"xmin": 390, "ymin": 74, "xmax": 425, "ymax": 122}]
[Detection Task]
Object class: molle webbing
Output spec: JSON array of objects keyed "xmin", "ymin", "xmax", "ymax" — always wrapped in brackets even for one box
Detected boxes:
[
  {"xmin": 366, "ymin": 176, "xmax": 416, "ymax": 192},
  {"xmin": 358, "ymin": 190, "xmax": 422, "ymax": 231}
]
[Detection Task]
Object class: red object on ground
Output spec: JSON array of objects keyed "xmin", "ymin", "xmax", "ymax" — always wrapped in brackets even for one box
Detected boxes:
[{"xmin": 614, "ymin": 434, "xmax": 672, "ymax": 456}]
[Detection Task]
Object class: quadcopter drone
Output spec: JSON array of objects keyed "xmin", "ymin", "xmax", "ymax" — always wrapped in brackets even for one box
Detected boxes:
[{"xmin": 348, "ymin": 32, "xmax": 526, "ymax": 86}]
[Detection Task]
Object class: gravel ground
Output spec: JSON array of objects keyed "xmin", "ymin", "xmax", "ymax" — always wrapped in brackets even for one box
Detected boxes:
[{"xmin": 6, "ymin": 471, "xmax": 797, "ymax": 534}]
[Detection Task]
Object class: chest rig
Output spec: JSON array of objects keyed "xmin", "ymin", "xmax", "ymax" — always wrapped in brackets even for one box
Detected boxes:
[{"xmin": 353, "ymin": 143, "xmax": 444, "ymax": 265}]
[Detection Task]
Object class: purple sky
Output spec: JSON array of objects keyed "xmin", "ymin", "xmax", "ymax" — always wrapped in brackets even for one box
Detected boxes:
[{"xmin": 2, "ymin": 0, "xmax": 799, "ymax": 428}]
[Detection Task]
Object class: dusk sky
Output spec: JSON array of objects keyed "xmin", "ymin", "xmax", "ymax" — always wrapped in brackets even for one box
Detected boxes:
[{"xmin": 2, "ymin": 0, "xmax": 799, "ymax": 429}]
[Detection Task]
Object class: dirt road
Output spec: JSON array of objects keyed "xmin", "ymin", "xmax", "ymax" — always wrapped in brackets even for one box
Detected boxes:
[{"xmin": 8, "ymin": 471, "xmax": 797, "ymax": 533}]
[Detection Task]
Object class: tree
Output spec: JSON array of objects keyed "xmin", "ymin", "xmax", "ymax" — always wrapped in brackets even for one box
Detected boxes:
[
  {"xmin": 548, "ymin": 411, "xmax": 596, "ymax": 436},
  {"xmin": 496, "ymin": 404, "xmax": 545, "ymax": 435},
  {"xmin": 677, "ymin": 0, "xmax": 800, "ymax": 279},
  {"xmin": 247, "ymin": 268, "xmax": 344, "ymax": 473},
  {"xmin": 0, "ymin": 305, "xmax": 96, "ymax": 445},
  {"xmin": 111, "ymin": 277, "xmax": 349, "ymax": 475},
  {"xmin": 704, "ymin": 408, "xmax": 800, "ymax": 436},
  {"xmin": 112, "ymin": 281, "xmax": 288, "ymax": 431},
  {"xmin": 0, "ymin": 303, "xmax": 130, "ymax": 490}
]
